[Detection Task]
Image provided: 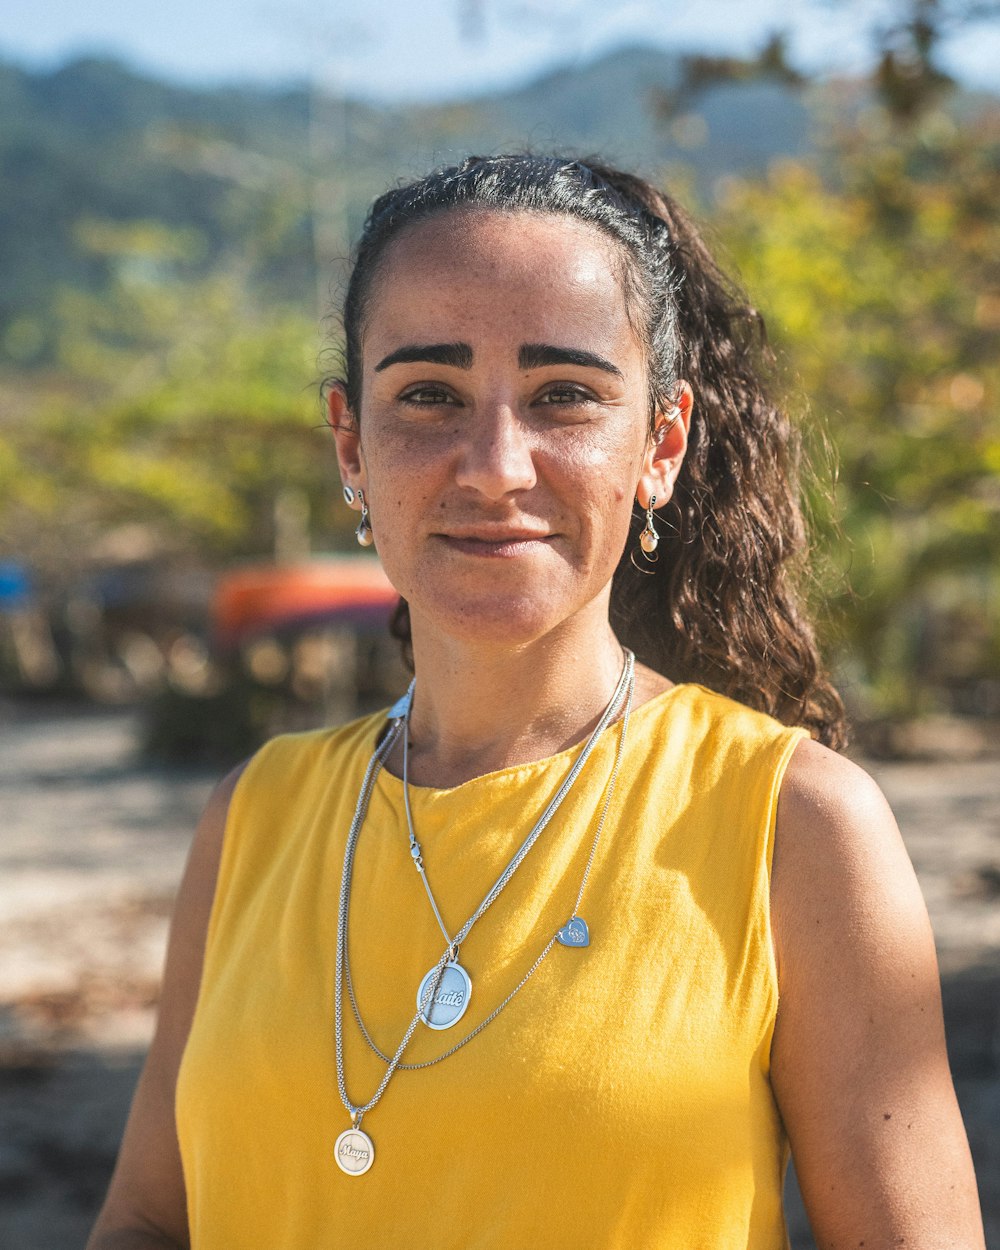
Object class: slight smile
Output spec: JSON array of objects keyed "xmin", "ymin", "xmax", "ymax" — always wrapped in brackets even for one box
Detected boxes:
[{"xmin": 435, "ymin": 529, "xmax": 555, "ymax": 558}]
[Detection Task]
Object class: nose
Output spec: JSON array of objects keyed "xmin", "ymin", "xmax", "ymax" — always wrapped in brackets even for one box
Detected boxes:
[{"xmin": 453, "ymin": 401, "xmax": 537, "ymax": 500}]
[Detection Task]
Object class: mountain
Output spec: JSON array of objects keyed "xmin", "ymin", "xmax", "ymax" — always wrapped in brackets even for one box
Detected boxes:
[
  {"xmin": 410, "ymin": 45, "xmax": 812, "ymax": 174},
  {"xmin": 0, "ymin": 43, "xmax": 830, "ymax": 355}
]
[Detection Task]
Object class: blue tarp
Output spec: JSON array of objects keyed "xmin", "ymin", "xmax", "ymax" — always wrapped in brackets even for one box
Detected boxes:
[{"xmin": 0, "ymin": 562, "xmax": 33, "ymax": 609}]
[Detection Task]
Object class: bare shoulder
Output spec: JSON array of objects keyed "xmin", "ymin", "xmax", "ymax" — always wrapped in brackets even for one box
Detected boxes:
[
  {"xmin": 174, "ymin": 761, "xmax": 247, "ymax": 948},
  {"xmin": 153, "ymin": 760, "xmax": 247, "ymax": 1051},
  {"xmin": 770, "ymin": 736, "xmax": 940, "ymax": 1068},
  {"xmin": 769, "ymin": 738, "xmax": 986, "ymax": 1247},
  {"xmin": 85, "ymin": 761, "xmax": 248, "ymax": 1250},
  {"xmin": 775, "ymin": 734, "xmax": 893, "ymax": 855},
  {"xmin": 771, "ymin": 738, "xmax": 922, "ymax": 974}
]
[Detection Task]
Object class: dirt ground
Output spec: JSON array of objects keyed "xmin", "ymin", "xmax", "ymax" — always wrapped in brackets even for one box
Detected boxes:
[{"xmin": 1, "ymin": 700, "xmax": 997, "ymax": 1248}]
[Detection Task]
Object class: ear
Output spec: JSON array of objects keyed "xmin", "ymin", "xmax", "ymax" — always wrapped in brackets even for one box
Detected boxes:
[
  {"xmin": 327, "ymin": 381, "xmax": 366, "ymax": 506},
  {"xmin": 636, "ymin": 380, "xmax": 693, "ymax": 510}
]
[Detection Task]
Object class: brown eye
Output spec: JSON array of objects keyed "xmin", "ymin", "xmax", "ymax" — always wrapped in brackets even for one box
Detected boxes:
[
  {"xmin": 540, "ymin": 385, "xmax": 594, "ymax": 406},
  {"xmin": 400, "ymin": 386, "xmax": 458, "ymax": 406}
]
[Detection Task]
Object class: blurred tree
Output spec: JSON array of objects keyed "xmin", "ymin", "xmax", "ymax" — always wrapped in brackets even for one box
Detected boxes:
[
  {"xmin": 1, "ymin": 219, "xmax": 352, "ymax": 575},
  {"xmin": 715, "ymin": 97, "xmax": 1000, "ymax": 713},
  {"xmin": 0, "ymin": 56, "xmax": 317, "ymax": 357},
  {"xmin": 652, "ymin": 31, "xmax": 806, "ymax": 121},
  {"xmin": 827, "ymin": 0, "xmax": 1000, "ymax": 121}
]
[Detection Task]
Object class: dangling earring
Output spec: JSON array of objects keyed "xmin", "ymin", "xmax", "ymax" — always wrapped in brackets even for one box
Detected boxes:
[
  {"xmin": 355, "ymin": 489, "xmax": 373, "ymax": 547},
  {"xmin": 631, "ymin": 495, "xmax": 659, "ymax": 572},
  {"xmin": 640, "ymin": 496, "xmax": 659, "ymax": 556}
]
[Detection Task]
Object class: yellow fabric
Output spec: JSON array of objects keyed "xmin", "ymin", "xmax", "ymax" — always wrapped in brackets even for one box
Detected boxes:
[{"xmin": 177, "ymin": 683, "xmax": 807, "ymax": 1249}]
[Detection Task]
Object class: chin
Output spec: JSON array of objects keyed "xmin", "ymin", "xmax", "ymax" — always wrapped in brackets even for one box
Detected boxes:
[
  {"xmin": 412, "ymin": 591, "xmax": 576, "ymax": 650},
  {"xmin": 385, "ymin": 552, "xmax": 613, "ymax": 651}
]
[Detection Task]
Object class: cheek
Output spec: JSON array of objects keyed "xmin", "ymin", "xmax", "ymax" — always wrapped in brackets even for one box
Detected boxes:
[
  {"xmin": 546, "ymin": 423, "xmax": 645, "ymax": 504},
  {"xmin": 358, "ymin": 423, "xmax": 442, "ymax": 508},
  {"xmin": 542, "ymin": 433, "xmax": 644, "ymax": 571}
]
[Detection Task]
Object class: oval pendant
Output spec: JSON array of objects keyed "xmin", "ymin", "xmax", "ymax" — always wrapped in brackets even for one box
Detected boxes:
[
  {"xmin": 335, "ymin": 1126, "xmax": 375, "ymax": 1176},
  {"xmin": 416, "ymin": 960, "xmax": 472, "ymax": 1030}
]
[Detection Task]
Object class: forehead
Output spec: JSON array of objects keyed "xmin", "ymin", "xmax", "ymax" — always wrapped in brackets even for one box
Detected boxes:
[{"xmin": 362, "ymin": 208, "xmax": 637, "ymax": 352}]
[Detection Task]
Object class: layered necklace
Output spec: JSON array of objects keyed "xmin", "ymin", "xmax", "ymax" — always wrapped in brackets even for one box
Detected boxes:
[{"xmin": 333, "ymin": 650, "xmax": 635, "ymax": 1176}]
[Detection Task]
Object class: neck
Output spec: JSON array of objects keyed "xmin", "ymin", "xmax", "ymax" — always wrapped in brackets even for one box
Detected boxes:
[{"xmin": 399, "ymin": 611, "xmax": 627, "ymax": 789}]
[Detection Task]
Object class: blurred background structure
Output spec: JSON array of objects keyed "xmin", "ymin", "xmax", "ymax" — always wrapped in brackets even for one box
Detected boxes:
[
  {"xmin": 1, "ymin": 1, "xmax": 998, "ymax": 1246},
  {"xmin": 1, "ymin": 0, "xmax": 998, "ymax": 740}
]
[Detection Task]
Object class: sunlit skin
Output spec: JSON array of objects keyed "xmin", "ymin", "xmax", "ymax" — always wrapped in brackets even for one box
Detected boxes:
[
  {"xmin": 329, "ymin": 209, "xmax": 690, "ymax": 780},
  {"xmin": 331, "ymin": 208, "xmax": 688, "ymax": 653}
]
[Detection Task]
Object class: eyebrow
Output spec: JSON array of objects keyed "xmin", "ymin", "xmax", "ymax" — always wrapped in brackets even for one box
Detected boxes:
[
  {"xmin": 374, "ymin": 342, "xmax": 473, "ymax": 371},
  {"xmin": 518, "ymin": 343, "xmax": 623, "ymax": 378}
]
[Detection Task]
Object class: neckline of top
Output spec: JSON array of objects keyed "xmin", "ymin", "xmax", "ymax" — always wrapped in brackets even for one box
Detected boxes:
[{"xmin": 370, "ymin": 681, "xmax": 694, "ymax": 798}]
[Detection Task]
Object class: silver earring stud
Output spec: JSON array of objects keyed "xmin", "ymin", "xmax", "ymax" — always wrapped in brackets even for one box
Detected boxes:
[
  {"xmin": 355, "ymin": 489, "xmax": 373, "ymax": 548},
  {"xmin": 343, "ymin": 485, "xmax": 355, "ymax": 505}
]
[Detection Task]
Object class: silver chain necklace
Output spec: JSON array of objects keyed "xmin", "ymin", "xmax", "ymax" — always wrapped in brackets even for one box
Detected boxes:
[
  {"xmin": 400, "ymin": 655, "xmax": 632, "ymax": 1030},
  {"xmin": 401, "ymin": 708, "xmax": 472, "ymax": 1029},
  {"xmin": 333, "ymin": 651, "xmax": 635, "ymax": 1176}
]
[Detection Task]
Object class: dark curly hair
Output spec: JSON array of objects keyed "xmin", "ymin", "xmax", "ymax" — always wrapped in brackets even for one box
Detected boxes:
[{"xmin": 331, "ymin": 154, "xmax": 847, "ymax": 749}]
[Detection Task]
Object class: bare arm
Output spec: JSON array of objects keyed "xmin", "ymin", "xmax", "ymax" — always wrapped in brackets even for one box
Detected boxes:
[
  {"xmin": 771, "ymin": 739, "xmax": 985, "ymax": 1248},
  {"xmin": 85, "ymin": 763, "xmax": 246, "ymax": 1250}
]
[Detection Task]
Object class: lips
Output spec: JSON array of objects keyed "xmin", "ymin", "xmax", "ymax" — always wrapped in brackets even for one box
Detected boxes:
[
  {"xmin": 435, "ymin": 528, "xmax": 553, "ymax": 557},
  {"xmin": 442, "ymin": 527, "xmax": 551, "ymax": 542}
]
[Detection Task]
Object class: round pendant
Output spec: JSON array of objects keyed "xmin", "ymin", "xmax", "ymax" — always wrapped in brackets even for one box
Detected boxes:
[
  {"xmin": 416, "ymin": 960, "xmax": 472, "ymax": 1030},
  {"xmin": 335, "ymin": 1126, "xmax": 375, "ymax": 1176}
]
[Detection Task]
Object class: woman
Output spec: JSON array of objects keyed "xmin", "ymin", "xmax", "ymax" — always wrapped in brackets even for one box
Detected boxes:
[{"xmin": 87, "ymin": 155, "xmax": 985, "ymax": 1248}]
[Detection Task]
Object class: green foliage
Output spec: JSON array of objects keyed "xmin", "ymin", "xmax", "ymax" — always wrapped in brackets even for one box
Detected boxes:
[
  {"xmin": 715, "ymin": 99, "xmax": 1000, "ymax": 711},
  {"xmin": 2, "ymin": 220, "xmax": 350, "ymax": 567},
  {"xmin": 0, "ymin": 56, "xmax": 316, "ymax": 358},
  {"xmin": 2, "ymin": 40, "xmax": 999, "ymax": 716}
]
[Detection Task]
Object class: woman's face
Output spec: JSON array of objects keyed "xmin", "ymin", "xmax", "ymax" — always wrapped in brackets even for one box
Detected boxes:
[{"xmin": 332, "ymin": 208, "xmax": 689, "ymax": 649}]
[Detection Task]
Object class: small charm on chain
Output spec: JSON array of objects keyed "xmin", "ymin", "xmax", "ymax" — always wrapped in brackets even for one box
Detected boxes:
[
  {"xmin": 408, "ymin": 832, "xmax": 424, "ymax": 873},
  {"xmin": 557, "ymin": 916, "xmax": 591, "ymax": 948}
]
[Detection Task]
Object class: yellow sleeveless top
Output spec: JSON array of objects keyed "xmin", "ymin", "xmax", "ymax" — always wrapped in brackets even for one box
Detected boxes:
[{"xmin": 177, "ymin": 684, "xmax": 807, "ymax": 1248}]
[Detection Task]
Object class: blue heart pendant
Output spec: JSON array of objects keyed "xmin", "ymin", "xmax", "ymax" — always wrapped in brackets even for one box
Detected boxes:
[{"xmin": 556, "ymin": 916, "xmax": 590, "ymax": 948}]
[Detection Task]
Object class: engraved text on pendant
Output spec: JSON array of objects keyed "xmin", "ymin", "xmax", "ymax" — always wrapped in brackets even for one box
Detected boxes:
[
  {"xmin": 335, "ymin": 1127, "xmax": 375, "ymax": 1176},
  {"xmin": 417, "ymin": 960, "xmax": 472, "ymax": 1030}
]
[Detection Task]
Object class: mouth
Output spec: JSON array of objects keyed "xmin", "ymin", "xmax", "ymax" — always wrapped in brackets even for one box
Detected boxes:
[{"xmin": 435, "ymin": 529, "xmax": 554, "ymax": 558}]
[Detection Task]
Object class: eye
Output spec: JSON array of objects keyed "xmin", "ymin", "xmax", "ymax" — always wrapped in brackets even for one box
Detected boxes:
[
  {"xmin": 538, "ymin": 384, "xmax": 595, "ymax": 407},
  {"xmin": 399, "ymin": 384, "xmax": 459, "ymax": 407}
]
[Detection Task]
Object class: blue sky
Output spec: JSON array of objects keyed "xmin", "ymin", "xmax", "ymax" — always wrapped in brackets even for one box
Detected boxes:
[{"xmin": 2, "ymin": 0, "xmax": 998, "ymax": 101}]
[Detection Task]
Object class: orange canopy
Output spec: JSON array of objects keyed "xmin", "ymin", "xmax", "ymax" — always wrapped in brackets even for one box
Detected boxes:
[{"xmin": 212, "ymin": 557, "xmax": 398, "ymax": 646}]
